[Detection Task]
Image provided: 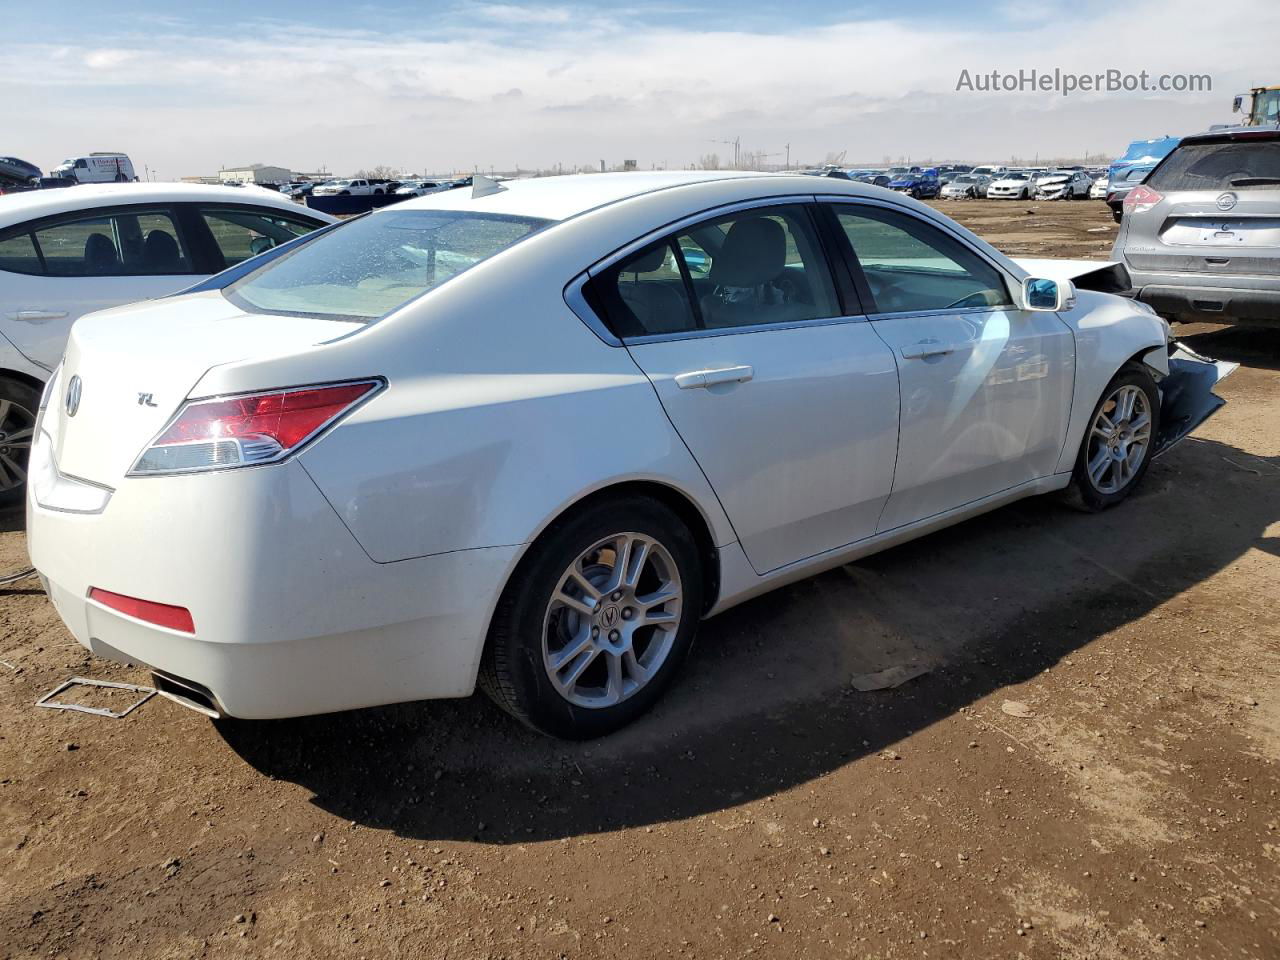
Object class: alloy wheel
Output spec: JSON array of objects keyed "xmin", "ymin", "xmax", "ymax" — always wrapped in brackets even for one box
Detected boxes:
[
  {"xmin": 1085, "ymin": 384, "xmax": 1152, "ymax": 495},
  {"xmin": 0, "ymin": 398, "xmax": 35, "ymax": 493},
  {"xmin": 542, "ymin": 532, "xmax": 683, "ymax": 709}
]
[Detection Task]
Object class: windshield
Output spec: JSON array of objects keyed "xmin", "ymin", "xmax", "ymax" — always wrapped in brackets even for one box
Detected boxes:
[
  {"xmin": 1148, "ymin": 140, "xmax": 1280, "ymax": 191},
  {"xmin": 226, "ymin": 210, "xmax": 552, "ymax": 322},
  {"xmin": 1003, "ymin": 173, "xmax": 1029, "ymax": 181},
  {"xmin": 954, "ymin": 176, "xmax": 976, "ymax": 183},
  {"xmin": 1254, "ymin": 90, "xmax": 1280, "ymax": 124}
]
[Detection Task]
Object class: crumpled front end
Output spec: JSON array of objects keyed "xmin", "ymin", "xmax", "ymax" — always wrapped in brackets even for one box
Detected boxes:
[
  {"xmin": 1036, "ymin": 181, "xmax": 1070, "ymax": 199},
  {"xmin": 1153, "ymin": 343, "xmax": 1238, "ymax": 456}
]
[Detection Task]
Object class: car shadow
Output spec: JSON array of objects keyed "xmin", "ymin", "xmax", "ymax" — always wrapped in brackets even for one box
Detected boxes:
[{"xmin": 218, "ymin": 433, "xmax": 1279, "ymax": 844}]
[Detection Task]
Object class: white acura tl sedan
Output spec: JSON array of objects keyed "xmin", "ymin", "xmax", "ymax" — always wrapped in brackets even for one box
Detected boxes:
[{"xmin": 27, "ymin": 172, "xmax": 1232, "ymax": 738}]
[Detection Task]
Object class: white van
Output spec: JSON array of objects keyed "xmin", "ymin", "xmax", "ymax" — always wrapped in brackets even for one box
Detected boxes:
[{"xmin": 51, "ymin": 153, "xmax": 137, "ymax": 184}]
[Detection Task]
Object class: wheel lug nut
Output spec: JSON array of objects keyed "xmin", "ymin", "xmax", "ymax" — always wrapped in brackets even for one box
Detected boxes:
[
  {"xmin": 592, "ymin": 627, "xmax": 599, "ymax": 638},
  {"xmin": 608, "ymin": 630, "xmax": 620, "ymax": 642},
  {"xmin": 611, "ymin": 592, "xmax": 622, "ymax": 602},
  {"xmin": 621, "ymin": 607, "xmax": 634, "ymax": 620}
]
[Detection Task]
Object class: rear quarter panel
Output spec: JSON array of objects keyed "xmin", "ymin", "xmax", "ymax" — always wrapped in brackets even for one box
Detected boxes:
[{"xmin": 193, "ymin": 211, "xmax": 743, "ymax": 563}]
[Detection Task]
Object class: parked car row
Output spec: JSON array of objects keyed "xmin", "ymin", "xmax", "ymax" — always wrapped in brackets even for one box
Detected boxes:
[
  {"xmin": 278, "ymin": 177, "xmax": 469, "ymax": 200},
  {"xmin": 812, "ymin": 163, "xmax": 1107, "ymax": 202}
]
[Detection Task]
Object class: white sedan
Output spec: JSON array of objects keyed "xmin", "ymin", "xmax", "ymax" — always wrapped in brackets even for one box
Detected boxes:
[
  {"xmin": 27, "ymin": 172, "xmax": 1232, "ymax": 738},
  {"xmin": 986, "ymin": 172, "xmax": 1037, "ymax": 199},
  {"xmin": 0, "ymin": 183, "xmax": 334, "ymax": 503}
]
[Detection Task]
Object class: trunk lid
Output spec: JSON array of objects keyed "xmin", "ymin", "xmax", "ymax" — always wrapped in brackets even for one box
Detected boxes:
[
  {"xmin": 49, "ymin": 291, "xmax": 363, "ymax": 485},
  {"xmin": 1149, "ymin": 189, "xmax": 1280, "ymax": 275}
]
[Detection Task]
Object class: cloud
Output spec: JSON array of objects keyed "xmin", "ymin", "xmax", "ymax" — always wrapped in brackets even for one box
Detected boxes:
[
  {"xmin": 83, "ymin": 48, "xmax": 137, "ymax": 69},
  {"xmin": 472, "ymin": 3, "xmax": 575, "ymax": 24},
  {"xmin": 2, "ymin": 0, "xmax": 1274, "ymax": 177}
]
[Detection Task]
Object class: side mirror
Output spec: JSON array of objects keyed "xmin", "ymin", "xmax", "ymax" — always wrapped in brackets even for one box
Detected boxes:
[
  {"xmin": 1022, "ymin": 277, "xmax": 1075, "ymax": 312},
  {"xmin": 1232, "ymin": 95, "xmax": 1243, "ymax": 113}
]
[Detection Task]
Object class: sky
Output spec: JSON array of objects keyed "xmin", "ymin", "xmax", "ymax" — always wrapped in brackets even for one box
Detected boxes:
[{"xmin": 2, "ymin": 0, "xmax": 1275, "ymax": 179}]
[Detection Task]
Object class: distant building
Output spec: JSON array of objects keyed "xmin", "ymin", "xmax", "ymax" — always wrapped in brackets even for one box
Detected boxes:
[{"xmin": 218, "ymin": 163, "xmax": 293, "ymax": 185}]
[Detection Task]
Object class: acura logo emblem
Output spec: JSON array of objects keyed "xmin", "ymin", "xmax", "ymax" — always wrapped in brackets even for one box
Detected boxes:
[
  {"xmin": 64, "ymin": 375, "xmax": 82, "ymax": 417},
  {"xmin": 600, "ymin": 605, "xmax": 620, "ymax": 627},
  {"xmin": 1216, "ymin": 192, "xmax": 1237, "ymax": 211}
]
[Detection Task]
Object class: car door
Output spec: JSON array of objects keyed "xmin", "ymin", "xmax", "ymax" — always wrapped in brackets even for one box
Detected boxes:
[
  {"xmin": 0, "ymin": 205, "xmax": 203, "ymax": 368},
  {"xmin": 586, "ymin": 200, "xmax": 901, "ymax": 574},
  {"xmin": 823, "ymin": 200, "xmax": 1075, "ymax": 532}
]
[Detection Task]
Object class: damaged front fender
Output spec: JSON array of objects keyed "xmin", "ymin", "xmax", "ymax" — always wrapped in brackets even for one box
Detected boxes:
[{"xmin": 1153, "ymin": 343, "xmax": 1239, "ymax": 457}]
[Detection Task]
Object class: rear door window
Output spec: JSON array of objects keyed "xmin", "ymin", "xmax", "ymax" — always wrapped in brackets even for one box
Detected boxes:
[
  {"xmin": 1148, "ymin": 141, "xmax": 1280, "ymax": 191},
  {"xmin": 592, "ymin": 203, "xmax": 840, "ymax": 338}
]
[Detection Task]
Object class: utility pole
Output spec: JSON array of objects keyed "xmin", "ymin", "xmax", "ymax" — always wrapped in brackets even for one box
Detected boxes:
[
  {"xmin": 710, "ymin": 137, "xmax": 741, "ymax": 168},
  {"xmin": 784, "ymin": 143, "xmax": 791, "ymax": 170}
]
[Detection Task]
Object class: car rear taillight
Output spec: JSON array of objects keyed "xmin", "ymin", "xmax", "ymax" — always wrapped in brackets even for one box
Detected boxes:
[
  {"xmin": 89, "ymin": 588, "xmax": 195, "ymax": 633},
  {"xmin": 130, "ymin": 379, "xmax": 382, "ymax": 476},
  {"xmin": 1123, "ymin": 184, "xmax": 1163, "ymax": 215}
]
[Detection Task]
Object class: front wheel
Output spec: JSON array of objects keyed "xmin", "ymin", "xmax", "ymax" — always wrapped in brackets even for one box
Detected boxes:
[
  {"xmin": 1066, "ymin": 366, "xmax": 1159, "ymax": 511},
  {"xmin": 479, "ymin": 496, "xmax": 703, "ymax": 738}
]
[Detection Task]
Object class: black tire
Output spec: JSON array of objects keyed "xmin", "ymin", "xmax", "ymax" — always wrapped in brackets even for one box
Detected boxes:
[
  {"xmin": 1111, "ymin": 207, "xmax": 1122, "ymax": 223},
  {"xmin": 1064, "ymin": 364, "xmax": 1159, "ymax": 512},
  {"xmin": 338, "ymin": 190, "xmax": 350, "ymax": 196},
  {"xmin": 478, "ymin": 495, "xmax": 703, "ymax": 739},
  {"xmin": 0, "ymin": 377, "xmax": 39, "ymax": 509}
]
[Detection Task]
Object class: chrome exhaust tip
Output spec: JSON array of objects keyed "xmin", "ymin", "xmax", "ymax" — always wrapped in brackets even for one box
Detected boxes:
[{"xmin": 151, "ymin": 671, "xmax": 222, "ymax": 719}]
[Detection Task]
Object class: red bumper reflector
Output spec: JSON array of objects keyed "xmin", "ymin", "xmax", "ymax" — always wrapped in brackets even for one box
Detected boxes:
[{"xmin": 88, "ymin": 588, "xmax": 195, "ymax": 634}]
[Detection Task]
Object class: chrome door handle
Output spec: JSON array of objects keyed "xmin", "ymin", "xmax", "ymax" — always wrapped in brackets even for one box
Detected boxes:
[
  {"xmin": 674, "ymin": 365, "xmax": 754, "ymax": 389},
  {"xmin": 900, "ymin": 340, "xmax": 958, "ymax": 360},
  {"xmin": 8, "ymin": 310, "xmax": 68, "ymax": 323}
]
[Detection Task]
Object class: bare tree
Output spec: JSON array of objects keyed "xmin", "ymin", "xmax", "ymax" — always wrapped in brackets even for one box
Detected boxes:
[
  {"xmin": 354, "ymin": 165, "xmax": 404, "ymax": 179},
  {"xmin": 698, "ymin": 153, "xmax": 721, "ymax": 171}
]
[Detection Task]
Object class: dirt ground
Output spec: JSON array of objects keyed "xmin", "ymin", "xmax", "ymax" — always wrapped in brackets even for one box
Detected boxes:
[{"xmin": 2, "ymin": 198, "xmax": 1277, "ymax": 960}]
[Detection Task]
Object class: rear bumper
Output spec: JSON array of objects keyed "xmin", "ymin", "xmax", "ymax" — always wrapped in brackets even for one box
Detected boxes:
[
  {"xmin": 27, "ymin": 451, "xmax": 519, "ymax": 718},
  {"xmin": 1132, "ymin": 280, "xmax": 1280, "ymax": 324}
]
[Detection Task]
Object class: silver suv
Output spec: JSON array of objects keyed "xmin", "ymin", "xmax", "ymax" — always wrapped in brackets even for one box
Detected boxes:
[{"xmin": 1112, "ymin": 126, "xmax": 1280, "ymax": 326}]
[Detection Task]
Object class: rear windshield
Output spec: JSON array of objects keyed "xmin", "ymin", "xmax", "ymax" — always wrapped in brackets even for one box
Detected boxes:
[
  {"xmin": 1148, "ymin": 140, "xmax": 1280, "ymax": 191},
  {"xmin": 226, "ymin": 210, "xmax": 551, "ymax": 321}
]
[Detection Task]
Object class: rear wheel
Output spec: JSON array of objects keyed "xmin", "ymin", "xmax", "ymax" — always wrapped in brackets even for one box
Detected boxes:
[
  {"xmin": 479, "ymin": 496, "xmax": 703, "ymax": 739},
  {"xmin": 1065, "ymin": 366, "xmax": 1159, "ymax": 512},
  {"xmin": 0, "ymin": 377, "xmax": 38, "ymax": 508}
]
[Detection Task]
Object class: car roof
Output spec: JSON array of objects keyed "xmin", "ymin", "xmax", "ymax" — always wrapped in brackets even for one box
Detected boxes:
[
  {"xmin": 0, "ymin": 182, "xmax": 338, "ymax": 229},
  {"xmin": 387, "ymin": 170, "xmax": 782, "ymax": 222},
  {"xmin": 1181, "ymin": 124, "xmax": 1280, "ymax": 145}
]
